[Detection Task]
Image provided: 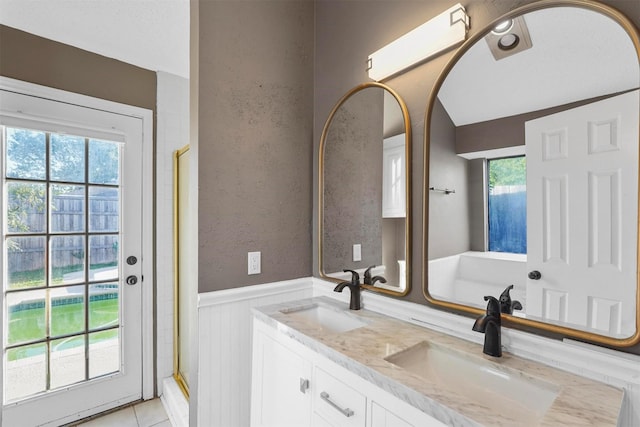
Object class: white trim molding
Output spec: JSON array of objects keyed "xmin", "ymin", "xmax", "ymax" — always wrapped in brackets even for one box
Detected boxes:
[
  {"xmin": 161, "ymin": 377, "xmax": 188, "ymax": 427},
  {"xmin": 0, "ymin": 77, "xmax": 153, "ymax": 120},
  {"xmin": 198, "ymin": 277, "xmax": 313, "ymax": 308}
]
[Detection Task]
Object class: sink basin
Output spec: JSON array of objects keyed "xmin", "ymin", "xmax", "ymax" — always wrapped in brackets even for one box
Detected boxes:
[
  {"xmin": 385, "ymin": 341, "xmax": 560, "ymax": 423},
  {"xmin": 281, "ymin": 303, "xmax": 368, "ymax": 333}
]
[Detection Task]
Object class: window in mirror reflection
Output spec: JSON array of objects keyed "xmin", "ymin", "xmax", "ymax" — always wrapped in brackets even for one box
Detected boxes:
[{"xmin": 488, "ymin": 156, "xmax": 526, "ymax": 254}]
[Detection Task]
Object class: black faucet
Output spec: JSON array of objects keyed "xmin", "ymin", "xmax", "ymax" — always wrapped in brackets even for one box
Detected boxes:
[
  {"xmin": 363, "ymin": 265, "xmax": 387, "ymax": 286},
  {"xmin": 499, "ymin": 284, "xmax": 523, "ymax": 314},
  {"xmin": 472, "ymin": 296, "xmax": 502, "ymax": 357},
  {"xmin": 334, "ymin": 269, "xmax": 362, "ymax": 310}
]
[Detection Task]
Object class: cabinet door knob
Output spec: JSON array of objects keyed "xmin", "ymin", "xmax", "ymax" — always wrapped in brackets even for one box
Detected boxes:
[
  {"xmin": 299, "ymin": 378, "xmax": 309, "ymax": 394},
  {"xmin": 320, "ymin": 391, "xmax": 354, "ymax": 417}
]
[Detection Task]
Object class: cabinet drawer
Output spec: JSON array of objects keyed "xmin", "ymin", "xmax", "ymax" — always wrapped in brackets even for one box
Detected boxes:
[
  {"xmin": 371, "ymin": 401, "xmax": 447, "ymax": 427},
  {"xmin": 313, "ymin": 367, "xmax": 366, "ymax": 427}
]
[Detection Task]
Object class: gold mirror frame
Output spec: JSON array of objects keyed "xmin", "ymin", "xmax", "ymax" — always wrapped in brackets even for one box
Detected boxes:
[
  {"xmin": 319, "ymin": 82, "xmax": 412, "ymax": 296},
  {"xmin": 422, "ymin": 0, "xmax": 640, "ymax": 347}
]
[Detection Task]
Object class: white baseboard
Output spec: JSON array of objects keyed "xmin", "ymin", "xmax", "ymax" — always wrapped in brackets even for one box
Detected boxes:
[{"xmin": 161, "ymin": 377, "xmax": 188, "ymax": 427}]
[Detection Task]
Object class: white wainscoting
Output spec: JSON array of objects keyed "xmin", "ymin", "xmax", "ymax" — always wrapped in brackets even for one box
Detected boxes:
[
  {"xmin": 195, "ymin": 276, "xmax": 640, "ymax": 426},
  {"xmin": 195, "ymin": 278, "xmax": 313, "ymax": 427}
]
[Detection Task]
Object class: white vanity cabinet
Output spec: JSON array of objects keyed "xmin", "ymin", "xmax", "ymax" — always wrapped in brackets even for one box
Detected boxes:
[
  {"xmin": 251, "ymin": 322, "xmax": 312, "ymax": 427},
  {"xmin": 251, "ymin": 318, "xmax": 445, "ymax": 427}
]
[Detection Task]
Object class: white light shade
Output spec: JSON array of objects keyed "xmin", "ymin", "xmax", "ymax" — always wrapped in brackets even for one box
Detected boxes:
[{"xmin": 367, "ymin": 4, "xmax": 469, "ymax": 81}]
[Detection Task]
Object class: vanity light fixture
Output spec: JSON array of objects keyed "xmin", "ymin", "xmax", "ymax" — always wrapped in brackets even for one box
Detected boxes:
[{"xmin": 366, "ymin": 3, "xmax": 469, "ymax": 81}]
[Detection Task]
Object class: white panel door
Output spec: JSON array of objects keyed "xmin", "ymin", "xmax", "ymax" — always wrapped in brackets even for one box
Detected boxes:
[
  {"xmin": 525, "ymin": 90, "xmax": 639, "ymax": 337},
  {"xmin": 0, "ymin": 86, "xmax": 148, "ymax": 426}
]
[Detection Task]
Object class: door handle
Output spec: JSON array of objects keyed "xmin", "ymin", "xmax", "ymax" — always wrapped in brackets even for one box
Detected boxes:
[
  {"xmin": 126, "ymin": 275, "xmax": 138, "ymax": 285},
  {"xmin": 528, "ymin": 270, "xmax": 541, "ymax": 280}
]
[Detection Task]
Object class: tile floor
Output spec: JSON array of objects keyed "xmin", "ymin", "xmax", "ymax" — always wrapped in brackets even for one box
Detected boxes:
[{"xmin": 75, "ymin": 398, "xmax": 171, "ymax": 427}]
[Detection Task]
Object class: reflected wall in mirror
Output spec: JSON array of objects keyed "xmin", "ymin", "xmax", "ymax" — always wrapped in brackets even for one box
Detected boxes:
[
  {"xmin": 424, "ymin": 0, "xmax": 640, "ymax": 346},
  {"xmin": 320, "ymin": 82, "xmax": 411, "ymax": 295}
]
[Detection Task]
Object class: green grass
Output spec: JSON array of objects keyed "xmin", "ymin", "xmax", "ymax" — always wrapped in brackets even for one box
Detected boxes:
[
  {"xmin": 7, "ymin": 268, "xmax": 46, "ymax": 289},
  {"xmin": 8, "ymin": 262, "xmax": 117, "ymax": 289}
]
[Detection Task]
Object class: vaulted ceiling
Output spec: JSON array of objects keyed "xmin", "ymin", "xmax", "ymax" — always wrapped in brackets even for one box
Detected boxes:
[{"xmin": 438, "ymin": 6, "xmax": 639, "ymax": 126}]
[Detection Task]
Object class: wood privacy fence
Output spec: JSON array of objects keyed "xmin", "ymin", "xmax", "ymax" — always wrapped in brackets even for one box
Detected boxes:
[
  {"xmin": 488, "ymin": 191, "xmax": 526, "ymax": 254},
  {"xmin": 8, "ymin": 190, "xmax": 119, "ymax": 273}
]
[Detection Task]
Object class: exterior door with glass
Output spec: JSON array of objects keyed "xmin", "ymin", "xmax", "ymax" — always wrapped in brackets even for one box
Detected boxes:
[{"xmin": 1, "ymin": 83, "xmax": 149, "ymax": 426}]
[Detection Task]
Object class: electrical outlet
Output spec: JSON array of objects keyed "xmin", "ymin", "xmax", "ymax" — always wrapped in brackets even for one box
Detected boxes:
[
  {"xmin": 353, "ymin": 244, "xmax": 362, "ymax": 262},
  {"xmin": 248, "ymin": 251, "xmax": 261, "ymax": 275}
]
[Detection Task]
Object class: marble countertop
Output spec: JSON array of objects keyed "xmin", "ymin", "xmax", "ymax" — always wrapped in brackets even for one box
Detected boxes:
[{"xmin": 252, "ymin": 296, "xmax": 624, "ymax": 427}]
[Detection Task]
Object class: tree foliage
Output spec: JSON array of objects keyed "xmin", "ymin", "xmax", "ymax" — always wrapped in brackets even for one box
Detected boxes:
[
  {"xmin": 5, "ymin": 127, "xmax": 120, "ymax": 246},
  {"xmin": 6, "ymin": 128, "xmax": 119, "ymax": 185},
  {"xmin": 488, "ymin": 156, "xmax": 526, "ymax": 189},
  {"xmin": 6, "ymin": 128, "xmax": 46, "ymax": 180},
  {"xmin": 7, "ymin": 183, "xmax": 45, "ymax": 233}
]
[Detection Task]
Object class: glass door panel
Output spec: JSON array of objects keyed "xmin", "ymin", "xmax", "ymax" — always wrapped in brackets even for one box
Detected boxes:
[{"xmin": 3, "ymin": 126, "xmax": 123, "ymax": 403}]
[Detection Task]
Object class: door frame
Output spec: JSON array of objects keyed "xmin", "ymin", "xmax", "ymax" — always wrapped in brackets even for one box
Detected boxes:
[{"xmin": 0, "ymin": 76, "xmax": 155, "ymax": 412}]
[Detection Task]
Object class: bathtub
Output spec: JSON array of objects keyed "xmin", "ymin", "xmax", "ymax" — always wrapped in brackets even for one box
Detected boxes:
[{"xmin": 428, "ymin": 251, "xmax": 526, "ymax": 310}]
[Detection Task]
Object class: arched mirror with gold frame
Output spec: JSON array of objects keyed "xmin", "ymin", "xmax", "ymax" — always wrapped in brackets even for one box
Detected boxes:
[
  {"xmin": 319, "ymin": 82, "xmax": 412, "ymax": 296},
  {"xmin": 423, "ymin": 0, "xmax": 640, "ymax": 346}
]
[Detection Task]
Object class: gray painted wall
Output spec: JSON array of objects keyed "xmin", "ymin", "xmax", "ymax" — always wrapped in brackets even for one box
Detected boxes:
[
  {"xmin": 196, "ymin": 0, "xmax": 314, "ymax": 292},
  {"xmin": 0, "ymin": 25, "xmax": 156, "ymax": 112},
  {"xmin": 467, "ymin": 159, "xmax": 487, "ymax": 252},
  {"xmin": 428, "ymin": 98, "xmax": 470, "ymax": 260},
  {"xmin": 312, "ymin": 0, "xmax": 640, "ymax": 355},
  {"xmin": 322, "ymin": 88, "xmax": 383, "ymax": 274},
  {"xmin": 455, "ymin": 92, "xmax": 633, "ymax": 154}
]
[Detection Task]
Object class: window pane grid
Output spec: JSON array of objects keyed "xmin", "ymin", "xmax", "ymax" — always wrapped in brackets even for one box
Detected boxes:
[
  {"xmin": 3, "ymin": 126, "xmax": 121, "ymax": 401},
  {"xmin": 5, "ymin": 326, "xmax": 120, "ymax": 351}
]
